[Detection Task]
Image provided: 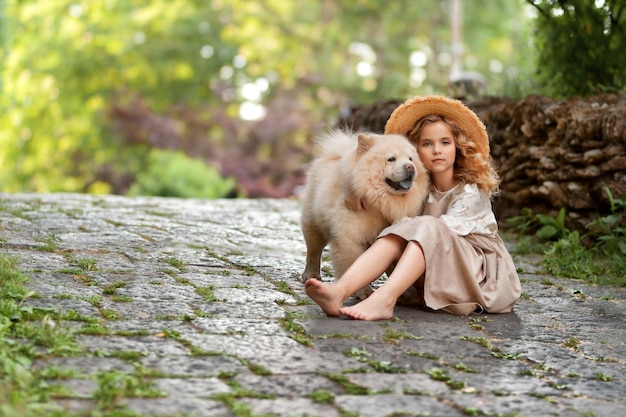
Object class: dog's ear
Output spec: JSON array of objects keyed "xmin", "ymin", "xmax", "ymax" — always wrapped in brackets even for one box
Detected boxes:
[{"xmin": 356, "ymin": 134, "xmax": 374, "ymax": 155}]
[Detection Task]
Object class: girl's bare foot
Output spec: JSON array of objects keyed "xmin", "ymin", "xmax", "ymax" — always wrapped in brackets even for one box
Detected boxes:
[
  {"xmin": 305, "ymin": 279, "xmax": 344, "ymax": 317},
  {"xmin": 338, "ymin": 293, "xmax": 395, "ymax": 321}
]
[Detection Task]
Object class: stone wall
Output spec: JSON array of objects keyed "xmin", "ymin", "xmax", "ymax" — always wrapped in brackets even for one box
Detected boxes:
[
  {"xmin": 339, "ymin": 93, "xmax": 626, "ymax": 229},
  {"xmin": 469, "ymin": 93, "xmax": 626, "ymax": 229}
]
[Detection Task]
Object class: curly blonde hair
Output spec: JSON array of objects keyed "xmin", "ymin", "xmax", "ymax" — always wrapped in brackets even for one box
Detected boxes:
[{"xmin": 407, "ymin": 114, "xmax": 500, "ymax": 196}]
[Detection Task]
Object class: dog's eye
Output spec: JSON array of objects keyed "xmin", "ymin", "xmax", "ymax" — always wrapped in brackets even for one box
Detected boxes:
[{"xmin": 387, "ymin": 156, "xmax": 396, "ymax": 162}]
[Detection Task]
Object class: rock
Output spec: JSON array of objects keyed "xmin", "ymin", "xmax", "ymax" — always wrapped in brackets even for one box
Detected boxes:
[{"xmin": 470, "ymin": 93, "xmax": 626, "ymax": 229}]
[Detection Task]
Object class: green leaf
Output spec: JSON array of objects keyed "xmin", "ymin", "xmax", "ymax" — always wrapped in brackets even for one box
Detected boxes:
[{"xmin": 537, "ymin": 225, "xmax": 558, "ymax": 241}]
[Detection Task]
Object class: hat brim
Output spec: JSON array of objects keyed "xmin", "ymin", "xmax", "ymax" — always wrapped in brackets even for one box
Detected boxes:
[{"xmin": 384, "ymin": 95, "xmax": 489, "ymax": 155}]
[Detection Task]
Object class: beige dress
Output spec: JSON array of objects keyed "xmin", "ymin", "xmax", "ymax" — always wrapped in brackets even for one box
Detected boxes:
[{"xmin": 378, "ymin": 182, "xmax": 521, "ymax": 316}]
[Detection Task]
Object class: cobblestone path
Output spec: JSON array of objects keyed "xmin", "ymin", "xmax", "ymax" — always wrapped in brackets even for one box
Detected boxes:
[{"xmin": 0, "ymin": 193, "xmax": 624, "ymax": 417}]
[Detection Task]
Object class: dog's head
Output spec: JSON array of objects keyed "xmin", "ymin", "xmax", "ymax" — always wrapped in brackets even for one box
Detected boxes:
[{"xmin": 354, "ymin": 133, "xmax": 426, "ymax": 196}]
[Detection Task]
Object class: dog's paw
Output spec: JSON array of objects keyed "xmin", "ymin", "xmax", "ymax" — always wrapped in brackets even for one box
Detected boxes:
[
  {"xmin": 300, "ymin": 272, "xmax": 320, "ymax": 283},
  {"xmin": 354, "ymin": 285, "xmax": 374, "ymax": 300},
  {"xmin": 396, "ymin": 286, "xmax": 424, "ymax": 306}
]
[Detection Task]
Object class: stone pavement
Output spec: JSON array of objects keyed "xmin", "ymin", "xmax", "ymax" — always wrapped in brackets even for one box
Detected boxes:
[{"xmin": 1, "ymin": 193, "xmax": 625, "ymax": 417}]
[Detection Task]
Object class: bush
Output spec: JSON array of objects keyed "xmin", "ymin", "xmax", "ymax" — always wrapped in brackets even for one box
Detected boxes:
[{"xmin": 128, "ymin": 149, "xmax": 236, "ymax": 199}]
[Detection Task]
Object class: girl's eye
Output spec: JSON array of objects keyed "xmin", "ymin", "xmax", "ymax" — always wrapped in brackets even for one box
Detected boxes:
[{"xmin": 388, "ymin": 156, "xmax": 396, "ymax": 162}]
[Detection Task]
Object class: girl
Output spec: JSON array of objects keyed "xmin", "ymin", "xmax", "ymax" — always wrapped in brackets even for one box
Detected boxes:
[{"xmin": 305, "ymin": 95, "xmax": 521, "ymax": 320}]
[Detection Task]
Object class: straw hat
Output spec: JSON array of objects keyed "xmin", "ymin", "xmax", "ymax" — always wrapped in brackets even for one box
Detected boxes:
[{"xmin": 384, "ymin": 95, "xmax": 489, "ymax": 156}]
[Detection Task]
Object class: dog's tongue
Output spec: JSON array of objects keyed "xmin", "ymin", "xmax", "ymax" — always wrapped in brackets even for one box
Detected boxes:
[{"xmin": 400, "ymin": 179, "xmax": 413, "ymax": 189}]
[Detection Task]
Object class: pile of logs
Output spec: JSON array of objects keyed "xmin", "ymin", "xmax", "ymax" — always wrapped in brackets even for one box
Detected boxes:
[{"xmin": 339, "ymin": 93, "xmax": 626, "ymax": 229}]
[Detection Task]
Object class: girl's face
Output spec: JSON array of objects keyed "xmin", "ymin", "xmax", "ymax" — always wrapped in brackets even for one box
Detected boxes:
[{"xmin": 416, "ymin": 121, "xmax": 457, "ymax": 177}]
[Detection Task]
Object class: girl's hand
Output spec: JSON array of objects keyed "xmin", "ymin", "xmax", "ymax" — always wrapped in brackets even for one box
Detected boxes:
[
  {"xmin": 392, "ymin": 216, "xmax": 411, "ymax": 224},
  {"xmin": 345, "ymin": 194, "xmax": 367, "ymax": 211}
]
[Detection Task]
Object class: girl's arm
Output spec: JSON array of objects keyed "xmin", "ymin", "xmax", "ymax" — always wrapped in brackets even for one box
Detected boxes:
[{"xmin": 343, "ymin": 177, "xmax": 367, "ymax": 211}]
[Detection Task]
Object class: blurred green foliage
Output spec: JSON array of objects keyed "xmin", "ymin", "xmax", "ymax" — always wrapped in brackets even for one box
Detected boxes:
[
  {"xmin": 2, "ymin": 0, "xmax": 237, "ymax": 195},
  {"xmin": 127, "ymin": 149, "xmax": 236, "ymax": 198},
  {"xmin": 0, "ymin": 0, "xmax": 539, "ymax": 196},
  {"xmin": 526, "ymin": 0, "xmax": 626, "ymax": 97}
]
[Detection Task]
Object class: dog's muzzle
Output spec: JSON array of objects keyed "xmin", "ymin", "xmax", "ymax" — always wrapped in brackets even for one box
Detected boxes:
[{"xmin": 386, "ymin": 165, "xmax": 415, "ymax": 191}]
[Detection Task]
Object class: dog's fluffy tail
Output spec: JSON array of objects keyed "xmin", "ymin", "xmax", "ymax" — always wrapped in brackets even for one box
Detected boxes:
[{"xmin": 313, "ymin": 128, "xmax": 359, "ymax": 157}]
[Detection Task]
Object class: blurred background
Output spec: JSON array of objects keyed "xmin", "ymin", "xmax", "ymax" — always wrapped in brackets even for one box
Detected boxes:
[{"xmin": 1, "ymin": 0, "xmax": 624, "ymax": 199}]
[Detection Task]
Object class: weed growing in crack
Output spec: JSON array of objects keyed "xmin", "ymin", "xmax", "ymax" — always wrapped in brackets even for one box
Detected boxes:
[
  {"xmin": 426, "ymin": 368, "xmax": 467, "ymax": 390},
  {"xmin": 67, "ymin": 255, "xmax": 98, "ymax": 272},
  {"xmin": 344, "ymin": 347, "xmax": 371, "ymax": 362},
  {"xmin": 307, "ymin": 389, "xmax": 335, "ymax": 403},
  {"xmin": 368, "ymin": 360, "xmax": 405, "ymax": 374},
  {"xmin": 322, "ymin": 373, "xmax": 371, "ymax": 395},
  {"xmin": 453, "ymin": 363, "xmax": 477, "ymax": 373},
  {"xmin": 102, "ymin": 281, "xmax": 128, "ymax": 295},
  {"xmin": 245, "ymin": 361, "xmax": 272, "ymax": 376},
  {"xmin": 382, "ymin": 328, "xmax": 423, "ymax": 344},
  {"xmin": 460, "ymin": 335, "xmax": 491, "ymax": 349},
  {"xmin": 214, "ymin": 376, "xmax": 275, "ymax": 416},
  {"xmin": 196, "ymin": 285, "xmax": 218, "ymax": 301},
  {"xmin": 563, "ymin": 337, "xmax": 580, "ymax": 350},
  {"xmin": 94, "ymin": 369, "xmax": 163, "ymax": 411},
  {"xmin": 35, "ymin": 234, "xmax": 60, "ymax": 252},
  {"xmin": 0, "ymin": 254, "xmax": 83, "ymax": 415},
  {"xmin": 57, "ymin": 266, "xmax": 86, "ymax": 276},
  {"xmin": 595, "ymin": 372, "xmax": 612, "ymax": 382},
  {"xmin": 75, "ymin": 322, "xmax": 110, "ymax": 335},
  {"xmin": 407, "ymin": 350, "xmax": 441, "ymax": 360},
  {"xmin": 162, "ymin": 257, "xmax": 185, "ymax": 271},
  {"xmin": 280, "ymin": 311, "xmax": 312, "ymax": 346},
  {"xmin": 275, "ymin": 280, "xmax": 296, "ymax": 296},
  {"xmin": 101, "ymin": 309, "xmax": 120, "ymax": 320}
]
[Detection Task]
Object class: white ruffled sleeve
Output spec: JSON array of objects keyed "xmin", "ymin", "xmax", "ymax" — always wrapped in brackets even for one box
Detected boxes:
[{"xmin": 439, "ymin": 184, "xmax": 498, "ymax": 236}]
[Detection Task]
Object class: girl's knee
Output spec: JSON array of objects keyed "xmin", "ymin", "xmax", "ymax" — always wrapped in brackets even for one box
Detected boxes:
[{"xmin": 377, "ymin": 234, "xmax": 408, "ymax": 257}]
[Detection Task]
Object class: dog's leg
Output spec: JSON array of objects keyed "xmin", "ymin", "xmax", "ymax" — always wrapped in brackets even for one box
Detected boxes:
[
  {"xmin": 330, "ymin": 239, "xmax": 374, "ymax": 300},
  {"xmin": 300, "ymin": 221, "xmax": 327, "ymax": 282}
]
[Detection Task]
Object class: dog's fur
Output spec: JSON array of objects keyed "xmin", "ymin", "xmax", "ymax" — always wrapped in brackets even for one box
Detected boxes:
[{"xmin": 300, "ymin": 130, "xmax": 430, "ymax": 299}]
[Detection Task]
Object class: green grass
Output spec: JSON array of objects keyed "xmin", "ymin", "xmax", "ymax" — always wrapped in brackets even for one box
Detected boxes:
[
  {"xmin": 0, "ymin": 253, "xmax": 164, "ymax": 416},
  {"xmin": 540, "ymin": 231, "xmax": 626, "ymax": 286},
  {"xmin": 162, "ymin": 256, "xmax": 185, "ymax": 270},
  {"xmin": 36, "ymin": 234, "xmax": 60, "ymax": 252},
  {"xmin": 196, "ymin": 285, "xmax": 218, "ymax": 301},
  {"xmin": 321, "ymin": 372, "xmax": 371, "ymax": 395},
  {"xmin": 94, "ymin": 369, "xmax": 163, "ymax": 411},
  {"xmin": 280, "ymin": 311, "xmax": 312, "ymax": 346},
  {"xmin": 0, "ymin": 254, "xmax": 81, "ymax": 416},
  {"xmin": 102, "ymin": 281, "xmax": 127, "ymax": 295},
  {"xmin": 507, "ymin": 200, "xmax": 626, "ymax": 287},
  {"xmin": 381, "ymin": 328, "xmax": 423, "ymax": 344},
  {"xmin": 308, "ymin": 389, "xmax": 335, "ymax": 403},
  {"xmin": 68, "ymin": 255, "xmax": 98, "ymax": 272}
]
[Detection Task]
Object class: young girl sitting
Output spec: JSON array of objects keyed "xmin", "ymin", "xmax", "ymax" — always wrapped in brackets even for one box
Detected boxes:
[{"xmin": 305, "ymin": 95, "xmax": 521, "ymax": 320}]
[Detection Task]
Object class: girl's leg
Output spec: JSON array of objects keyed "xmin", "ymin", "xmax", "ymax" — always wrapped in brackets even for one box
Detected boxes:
[
  {"xmin": 339, "ymin": 241, "xmax": 426, "ymax": 321},
  {"xmin": 305, "ymin": 235, "xmax": 407, "ymax": 316}
]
